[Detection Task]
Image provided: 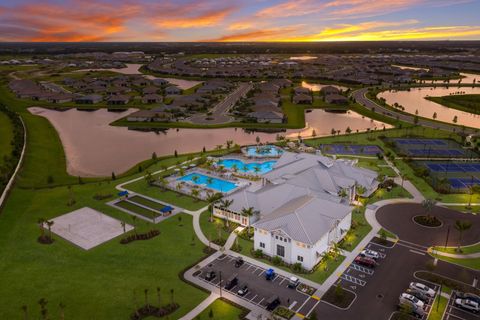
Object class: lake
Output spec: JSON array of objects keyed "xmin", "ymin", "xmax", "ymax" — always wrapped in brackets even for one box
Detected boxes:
[
  {"xmin": 378, "ymin": 86, "xmax": 480, "ymax": 129},
  {"xmin": 29, "ymin": 107, "xmax": 389, "ymax": 177}
]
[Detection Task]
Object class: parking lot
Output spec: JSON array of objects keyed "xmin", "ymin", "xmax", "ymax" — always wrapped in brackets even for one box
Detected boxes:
[
  {"xmin": 444, "ymin": 292, "xmax": 480, "ymax": 320},
  {"xmin": 195, "ymin": 254, "xmax": 321, "ymax": 317}
]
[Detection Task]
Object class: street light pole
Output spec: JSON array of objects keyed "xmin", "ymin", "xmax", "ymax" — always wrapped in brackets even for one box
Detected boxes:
[
  {"xmin": 444, "ymin": 225, "xmax": 450, "ymax": 249},
  {"xmin": 219, "ymin": 271, "xmax": 222, "ymax": 298}
]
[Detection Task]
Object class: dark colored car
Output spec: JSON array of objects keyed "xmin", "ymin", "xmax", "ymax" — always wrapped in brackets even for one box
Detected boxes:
[
  {"xmin": 237, "ymin": 284, "xmax": 249, "ymax": 296},
  {"xmin": 354, "ymin": 256, "xmax": 376, "ymax": 268},
  {"xmin": 224, "ymin": 274, "xmax": 238, "ymax": 290},
  {"xmin": 234, "ymin": 257, "xmax": 244, "ymax": 268},
  {"xmin": 204, "ymin": 270, "xmax": 216, "ymax": 281},
  {"xmin": 266, "ymin": 295, "xmax": 280, "ymax": 311},
  {"xmin": 457, "ymin": 292, "xmax": 480, "ymax": 304}
]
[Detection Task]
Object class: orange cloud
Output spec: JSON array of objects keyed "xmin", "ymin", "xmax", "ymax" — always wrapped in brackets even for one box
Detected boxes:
[
  {"xmin": 256, "ymin": 0, "xmax": 321, "ymax": 18},
  {"xmin": 204, "ymin": 25, "xmax": 304, "ymax": 42},
  {"xmin": 0, "ymin": 1, "xmax": 140, "ymax": 41},
  {"xmin": 155, "ymin": 7, "xmax": 235, "ymax": 29}
]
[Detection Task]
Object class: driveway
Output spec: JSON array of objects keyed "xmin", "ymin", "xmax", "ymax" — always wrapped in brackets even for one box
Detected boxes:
[{"xmin": 376, "ymin": 203, "xmax": 480, "ymax": 247}]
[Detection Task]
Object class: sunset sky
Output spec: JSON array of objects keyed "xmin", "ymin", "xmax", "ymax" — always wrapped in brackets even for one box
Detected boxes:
[{"xmin": 0, "ymin": 0, "xmax": 479, "ymax": 42}]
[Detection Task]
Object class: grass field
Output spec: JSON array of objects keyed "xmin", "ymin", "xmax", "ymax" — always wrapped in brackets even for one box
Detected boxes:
[
  {"xmin": 128, "ymin": 195, "xmax": 169, "ymax": 211},
  {"xmin": 199, "ymin": 210, "xmax": 232, "ymax": 245},
  {"xmin": 0, "ymin": 111, "xmax": 13, "ymax": 168},
  {"xmin": 426, "ymin": 94, "xmax": 480, "ymax": 115},
  {"xmin": 115, "ymin": 200, "xmax": 162, "ymax": 219},
  {"xmin": 196, "ymin": 299, "xmax": 244, "ymax": 320},
  {"xmin": 432, "ymin": 254, "xmax": 480, "ymax": 270},
  {"xmin": 428, "ymin": 293, "xmax": 448, "ymax": 320},
  {"xmin": 433, "ymin": 242, "xmax": 480, "ymax": 255},
  {"xmin": 0, "ymin": 181, "xmax": 210, "ymax": 318}
]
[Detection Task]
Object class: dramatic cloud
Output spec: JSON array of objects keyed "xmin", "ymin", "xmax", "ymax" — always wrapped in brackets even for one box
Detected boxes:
[
  {"xmin": 0, "ymin": 0, "xmax": 140, "ymax": 41},
  {"xmin": 204, "ymin": 25, "xmax": 304, "ymax": 42},
  {"xmin": 154, "ymin": 7, "xmax": 236, "ymax": 29}
]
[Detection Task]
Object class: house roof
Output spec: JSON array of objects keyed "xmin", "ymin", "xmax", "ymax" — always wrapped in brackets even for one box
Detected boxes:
[{"xmin": 253, "ymin": 194, "xmax": 351, "ymax": 245}]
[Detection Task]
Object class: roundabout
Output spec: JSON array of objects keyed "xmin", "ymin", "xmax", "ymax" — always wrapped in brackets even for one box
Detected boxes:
[{"xmin": 376, "ymin": 203, "xmax": 480, "ymax": 247}]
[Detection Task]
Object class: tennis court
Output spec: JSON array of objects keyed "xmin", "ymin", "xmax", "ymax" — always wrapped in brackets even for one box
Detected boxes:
[
  {"xmin": 388, "ymin": 138, "xmax": 477, "ymax": 158},
  {"xmin": 320, "ymin": 144, "xmax": 382, "ymax": 155},
  {"xmin": 426, "ymin": 163, "xmax": 480, "ymax": 173},
  {"xmin": 449, "ymin": 177, "xmax": 480, "ymax": 189}
]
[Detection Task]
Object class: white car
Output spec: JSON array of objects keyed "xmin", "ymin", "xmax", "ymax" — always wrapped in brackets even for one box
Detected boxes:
[
  {"xmin": 455, "ymin": 298, "xmax": 480, "ymax": 313},
  {"xmin": 409, "ymin": 282, "xmax": 435, "ymax": 297},
  {"xmin": 401, "ymin": 293, "xmax": 425, "ymax": 308},
  {"xmin": 360, "ymin": 249, "xmax": 380, "ymax": 260}
]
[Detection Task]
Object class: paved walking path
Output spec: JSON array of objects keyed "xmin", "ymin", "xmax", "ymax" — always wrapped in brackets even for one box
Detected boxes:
[{"xmin": 429, "ymin": 247, "xmax": 480, "ymax": 259}]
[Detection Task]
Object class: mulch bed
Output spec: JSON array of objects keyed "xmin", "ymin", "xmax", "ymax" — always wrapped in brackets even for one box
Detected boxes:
[
  {"xmin": 37, "ymin": 235, "xmax": 54, "ymax": 245},
  {"xmin": 322, "ymin": 285, "xmax": 356, "ymax": 309},
  {"xmin": 130, "ymin": 303, "xmax": 179, "ymax": 320},
  {"xmin": 413, "ymin": 215, "xmax": 442, "ymax": 227},
  {"xmin": 120, "ymin": 229, "xmax": 160, "ymax": 244}
]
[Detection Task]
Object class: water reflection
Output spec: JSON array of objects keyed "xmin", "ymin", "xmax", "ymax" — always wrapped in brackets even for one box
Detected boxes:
[
  {"xmin": 378, "ymin": 86, "xmax": 480, "ymax": 129},
  {"xmin": 29, "ymin": 107, "xmax": 389, "ymax": 176}
]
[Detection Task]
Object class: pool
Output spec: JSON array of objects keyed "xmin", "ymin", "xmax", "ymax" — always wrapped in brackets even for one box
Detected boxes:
[
  {"xmin": 178, "ymin": 173, "xmax": 237, "ymax": 192},
  {"xmin": 244, "ymin": 145, "xmax": 284, "ymax": 158},
  {"xmin": 217, "ymin": 159, "xmax": 276, "ymax": 175}
]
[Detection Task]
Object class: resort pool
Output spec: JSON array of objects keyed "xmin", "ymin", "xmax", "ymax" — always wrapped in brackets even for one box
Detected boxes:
[
  {"xmin": 217, "ymin": 159, "xmax": 276, "ymax": 174},
  {"xmin": 244, "ymin": 145, "xmax": 284, "ymax": 158},
  {"xmin": 178, "ymin": 173, "xmax": 237, "ymax": 192}
]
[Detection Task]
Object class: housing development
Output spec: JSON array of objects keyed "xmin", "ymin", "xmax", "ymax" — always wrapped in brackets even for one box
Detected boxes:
[{"xmin": 1, "ymin": 6, "xmax": 480, "ymax": 319}]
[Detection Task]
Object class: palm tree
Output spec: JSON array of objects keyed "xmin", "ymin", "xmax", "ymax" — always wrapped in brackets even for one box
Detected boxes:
[
  {"xmin": 21, "ymin": 305, "xmax": 28, "ymax": 320},
  {"xmin": 253, "ymin": 166, "xmax": 261, "ymax": 175},
  {"xmin": 218, "ymin": 199, "xmax": 234, "ymax": 227},
  {"xmin": 191, "ymin": 188, "xmax": 200, "ymax": 200},
  {"xmin": 156, "ymin": 287, "xmax": 161, "ymax": 307},
  {"xmin": 37, "ymin": 218, "xmax": 46, "ymax": 239},
  {"xmin": 131, "ymin": 216, "xmax": 138, "ymax": 236},
  {"xmin": 59, "ymin": 303, "xmax": 65, "ymax": 320},
  {"xmin": 175, "ymin": 182, "xmax": 183, "ymax": 196},
  {"xmin": 231, "ymin": 164, "xmax": 238, "ymax": 173},
  {"xmin": 144, "ymin": 171, "xmax": 154, "ymax": 185},
  {"xmin": 45, "ymin": 220, "xmax": 54, "ymax": 241},
  {"xmin": 158, "ymin": 177, "xmax": 168, "ymax": 191},
  {"xmin": 241, "ymin": 207, "xmax": 259, "ymax": 234},
  {"xmin": 330, "ymin": 242, "xmax": 342, "ymax": 261},
  {"xmin": 454, "ymin": 220, "xmax": 473, "ymax": 251},
  {"xmin": 121, "ymin": 221, "xmax": 126, "ymax": 233},
  {"xmin": 226, "ymin": 140, "xmax": 234, "ymax": 149},
  {"xmin": 192, "ymin": 175, "xmax": 200, "ymax": 184},
  {"xmin": 338, "ymin": 188, "xmax": 348, "ymax": 199},
  {"xmin": 170, "ymin": 288, "xmax": 175, "ymax": 304},
  {"xmin": 206, "ymin": 177, "xmax": 213, "ymax": 185},
  {"xmin": 422, "ymin": 199, "xmax": 437, "ymax": 221},
  {"xmin": 467, "ymin": 184, "xmax": 480, "ymax": 209},
  {"xmin": 243, "ymin": 165, "xmax": 249, "ymax": 173},
  {"xmin": 144, "ymin": 289, "xmax": 149, "ymax": 308}
]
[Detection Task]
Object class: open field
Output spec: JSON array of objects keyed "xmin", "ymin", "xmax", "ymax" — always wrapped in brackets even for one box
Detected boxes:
[
  {"xmin": 426, "ymin": 94, "xmax": 480, "ymax": 115},
  {"xmin": 0, "ymin": 111, "xmax": 13, "ymax": 169}
]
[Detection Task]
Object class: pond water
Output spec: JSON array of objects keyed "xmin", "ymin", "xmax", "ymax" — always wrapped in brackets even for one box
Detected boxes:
[
  {"xmin": 28, "ymin": 107, "xmax": 390, "ymax": 177},
  {"xmin": 301, "ymin": 81, "xmax": 348, "ymax": 92},
  {"xmin": 378, "ymin": 86, "xmax": 480, "ymax": 129},
  {"xmin": 289, "ymin": 56, "xmax": 317, "ymax": 61}
]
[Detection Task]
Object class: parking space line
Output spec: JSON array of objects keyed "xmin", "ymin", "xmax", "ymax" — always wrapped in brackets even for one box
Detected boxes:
[
  {"xmin": 341, "ymin": 274, "xmax": 366, "ymax": 286},
  {"xmin": 250, "ymin": 294, "xmax": 258, "ymax": 302},
  {"xmin": 349, "ymin": 263, "xmax": 374, "ymax": 275},
  {"xmin": 289, "ymin": 301, "xmax": 297, "ymax": 309},
  {"xmin": 279, "ymin": 277, "xmax": 286, "ymax": 285},
  {"xmin": 257, "ymin": 297, "xmax": 265, "ymax": 306},
  {"xmin": 258, "ymin": 270, "xmax": 265, "ymax": 276},
  {"xmin": 251, "ymin": 267, "xmax": 258, "ymax": 273}
]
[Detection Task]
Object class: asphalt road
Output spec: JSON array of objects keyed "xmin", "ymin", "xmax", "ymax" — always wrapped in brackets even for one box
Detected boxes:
[
  {"xmin": 352, "ymin": 88, "xmax": 477, "ymax": 134},
  {"xmin": 188, "ymin": 82, "xmax": 252, "ymax": 125},
  {"xmin": 376, "ymin": 203, "xmax": 480, "ymax": 247},
  {"xmin": 313, "ymin": 241, "xmax": 480, "ymax": 320}
]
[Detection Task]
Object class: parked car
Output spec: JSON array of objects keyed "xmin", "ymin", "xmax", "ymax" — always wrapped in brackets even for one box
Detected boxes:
[
  {"xmin": 409, "ymin": 282, "xmax": 435, "ymax": 297},
  {"xmin": 406, "ymin": 288, "xmax": 429, "ymax": 303},
  {"xmin": 265, "ymin": 268, "xmax": 275, "ymax": 280},
  {"xmin": 204, "ymin": 270, "xmax": 216, "ymax": 281},
  {"xmin": 237, "ymin": 284, "xmax": 249, "ymax": 296},
  {"xmin": 225, "ymin": 274, "xmax": 238, "ymax": 290},
  {"xmin": 354, "ymin": 256, "xmax": 376, "ymax": 268},
  {"xmin": 397, "ymin": 302, "xmax": 425, "ymax": 319},
  {"xmin": 455, "ymin": 298, "xmax": 480, "ymax": 313},
  {"xmin": 400, "ymin": 293, "xmax": 425, "ymax": 308},
  {"xmin": 266, "ymin": 295, "xmax": 280, "ymax": 311},
  {"xmin": 288, "ymin": 276, "xmax": 299, "ymax": 288},
  {"xmin": 360, "ymin": 249, "xmax": 380, "ymax": 260},
  {"xmin": 234, "ymin": 257, "xmax": 244, "ymax": 268},
  {"xmin": 457, "ymin": 292, "xmax": 480, "ymax": 304}
]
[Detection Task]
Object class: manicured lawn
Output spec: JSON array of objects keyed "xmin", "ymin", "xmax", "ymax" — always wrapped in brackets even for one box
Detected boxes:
[
  {"xmin": 196, "ymin": 299, "xmax": 245, "ymax": 320},
  {"xmin": 124, "ymin": 178, "xmax": 207, "ymax": 211},
  {"xmin": 199, "ymin": 210, "xmax": 232, "ymax": 245},
  {"xmin": 356, "ymin": 158, "xmax": 397, "ymax": 177},
  {"xmin": 432, "ymin": 254, "xmax": 480, "ymax": 270},
  {"xmin": 428, "ymin": 294, "xmax": 448, "ymax": 320},
  {"xmin": 128, "ymin": 195, "xmax": 169, "ymax": 211},
  {"xmin": 0, "ymin": 182, "xmax": 210, "ymax": 318},
  {"xmin": 433, "ymin": 242, "xmax": 480, "ymax": 255},
  {"xmin": 115, "ymin": 200, "xmax": 162, "ymax": 219}
]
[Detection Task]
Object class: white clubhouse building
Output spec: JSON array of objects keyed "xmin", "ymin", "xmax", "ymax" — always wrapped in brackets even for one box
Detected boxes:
[{"xmin": 213, "ymin": 151, "xmax": 379, "ymax": 270}]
